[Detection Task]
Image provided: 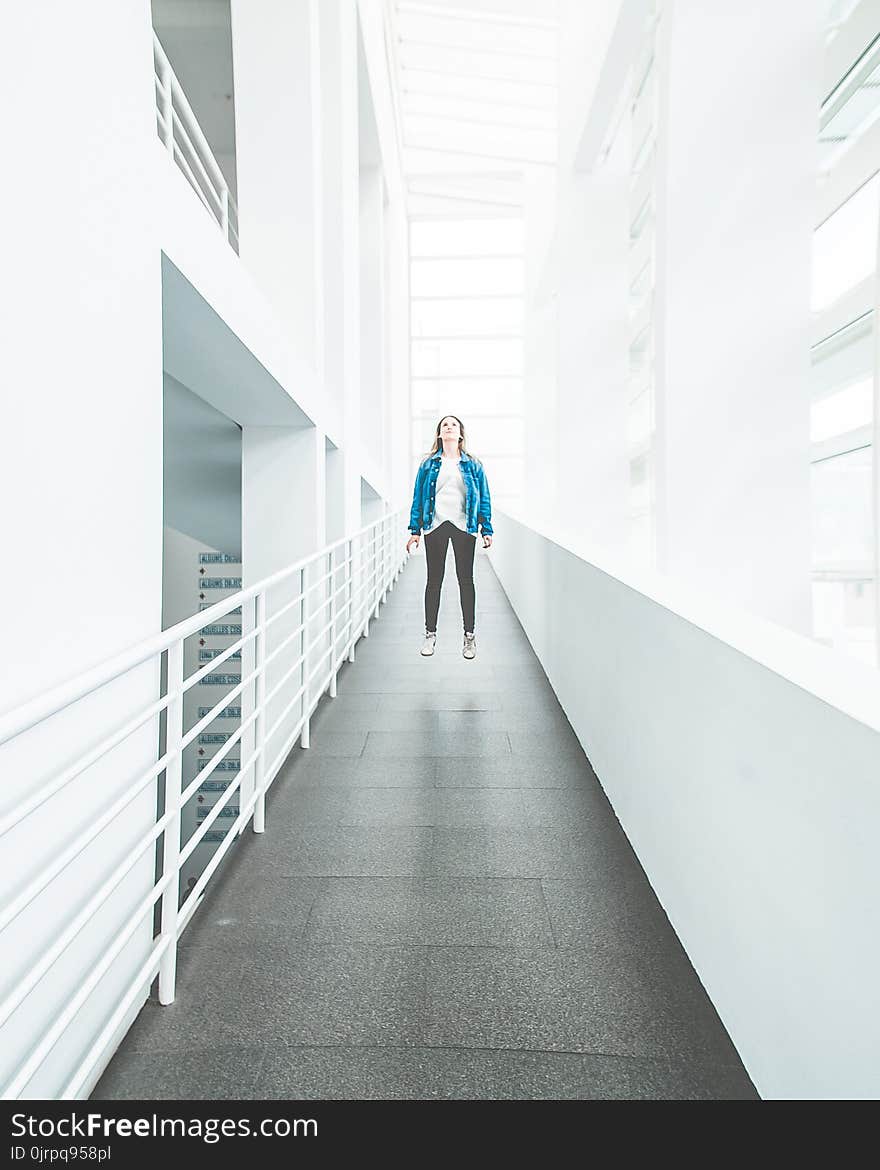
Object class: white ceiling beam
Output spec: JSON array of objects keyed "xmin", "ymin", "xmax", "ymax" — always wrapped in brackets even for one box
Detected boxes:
[
  {"xmin": 404, "ymin": 139, "xmax": 555, "ymax": 166},
  {"xmin": 396, "ymin": 36, "xmax": 556, "ymax": 62},
  {"xmin": 402, "ymin": 108, "xmax": 556, "ymax": 131},
  {"xmin": 396, "ymin": 2, "xmax": 557, "ymax": 32},
  {"xmin": 401, "ymin": 64, "xmax": 557, "ymax": 88},
  {"xmin": 401, "ymin": 82, "xmax": 556, "ymax": 110}
]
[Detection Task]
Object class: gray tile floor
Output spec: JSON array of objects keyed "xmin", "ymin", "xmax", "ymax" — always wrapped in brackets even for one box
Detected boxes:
[{"xmin": 93, "ymin": 550, "xmax": 758, "ymax": 1101}]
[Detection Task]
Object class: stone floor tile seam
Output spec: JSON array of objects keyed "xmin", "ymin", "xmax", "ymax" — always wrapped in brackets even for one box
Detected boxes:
[
  {"xmin": 538, "ymin": 880, "xmax": 559, "ymax": 949},
  {"xmin": 132, "ymin": 1035, "xmax": 753, "ymax": 1081}
]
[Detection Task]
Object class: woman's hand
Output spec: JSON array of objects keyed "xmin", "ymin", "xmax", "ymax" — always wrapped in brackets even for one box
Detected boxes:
[
  {"xmin": 482, "ymin": 534, "xmax": 493, "ymax": 549},
  {"xmin": 406, "ymin": 534, "xmax": 420, "ymax": 554}
]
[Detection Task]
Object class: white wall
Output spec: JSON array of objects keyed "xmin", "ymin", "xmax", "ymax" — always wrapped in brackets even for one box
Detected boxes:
[
  {"xmin": 538, "ymin": 0, "xmax": 639, "ymax": 555},
  {"xmin": 0, "ymin": 0, "xmax": 163, "ymax": 1097},
  {"xmin": 653, "ymin": 0, "xmax": 820, "ymax": 632},
  {"xmin": 359, "ymin": 166, "xmax": 385, "ymax": 464},
  {"xmin": 492, "ymin": 513, "xmax": 880, "ymax": 1099},
  {"xmin": 230, "ymin": 0, "xmax": 321, "ymax": 366},
  {"xmin": 242, "ymin": 425, "xmax": 325, "ymax": 786},
  {"xmin": 163, "ymin": 374, "xmax": 242, "ymax": 557}
]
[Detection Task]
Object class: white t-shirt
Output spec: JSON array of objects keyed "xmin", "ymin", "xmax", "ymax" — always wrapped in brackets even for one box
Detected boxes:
[{"xmin": 426, "ymin": 454, "xmax": 467, "ymax": 533}]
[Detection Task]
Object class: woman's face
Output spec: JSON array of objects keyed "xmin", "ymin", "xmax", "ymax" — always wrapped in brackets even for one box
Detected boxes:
[{"xmin": 439, "ymin": 417, "xmax": 461, "ymax": 443}]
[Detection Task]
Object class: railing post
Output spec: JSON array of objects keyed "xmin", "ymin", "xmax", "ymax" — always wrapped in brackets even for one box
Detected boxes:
[
  {"xmin": 301, "ymin": 566, "xmax": 310, "ymax": 749},
  {"xmin": 348, "ymin": 537, "xmax": 356, "ymax": 663},
  {"xmin": 363, "ymin": 531, "xmax": 371, "ymax": 638},
  {"xmin": 382, "ymin": 519, "xmax": 389, "ymax": 604},
  {"xmin": 253, "ymin": 591, "xmax": 266, "ymax": 834},
  {"xmin": 158, "ymin": 640, "xmax": 184, "ymax": 1006},
  {"xmin": 373, "ymin": 527, "xmax": 381, "ymax": 620},
  {"xmin": 328, "ymin": 549, "xmax": 338, "ymax": 698}
]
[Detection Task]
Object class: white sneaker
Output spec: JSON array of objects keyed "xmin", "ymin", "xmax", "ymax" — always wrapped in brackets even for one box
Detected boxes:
[
  {"xmin": 463, "ymin": 632, "xmax": 476, "ymax": 660},
  {"xmin": 420, "ymin": 632, "xmax": 437, "ymax": 657}
]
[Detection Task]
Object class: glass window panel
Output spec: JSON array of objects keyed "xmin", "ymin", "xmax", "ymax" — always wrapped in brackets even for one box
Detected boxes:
[
  {"xmin": 403, "ymin": 91, "xmax": 557, "ymax": 130},
  {"xmin": 629, "ymin": 512, "xmax": 654, "ymax": 567},
  {"xmin": 404, "ymin": 117, "xmax": 555, "ymax": 163},
  {"xmin": 811, "ymin": 173, "xmax": 880, "ymax": 311},
  {"xmin": 632, "ymin": 132, "xmax": 654, "ymax": 178},
  {"xmin": 474, "ymin": 454, "xmax": 523, "ymax": 499},
  {"xmin": 630, "ymin": 454, "xmax": 651, "ymax": 511},
  {"xmin": 411, "ymin": 257, "xmax": 525, "ymax": 297},
  {"xmin": 410, "ymin": 219, "xmax": 524, "ymax": 257},
  {"xmin": 400, "ymin": 43, "xmax": 557, "ymax": 86},
  {"xmin": 811, "ymin": 313, "xmax": 873, "ymax": 397},
  {"xmin": 412, "ymin": 338, "xmax": 523, "ymax": 378},
  {"xmin": 396, "ymin": 11, "xmax": 557, "ymax": 58},
  {"xmin": 399, "ymin": 69, "xmax": 556, "ymax": 110},
  {"xmin": 811, "ymin": 445, "xmax": 873, "ymax": 567},
  {"xmin": 629, "ymin": 328, "xmax": 651, "ymax": 375},
  {"xmin": 463, "ymin": 416, "xmax": 525, "ymax": 455},
  {"xmin": 629, "ymin": 262, "xmax": 653, "ymax": 318},
  {"xmin": 628, "ymin": 391, "xmax": 653, "ymax": 447},
  {"xmin": 412, "ymin": 378, "xmax": 525, "ymax": 416},
  {"xmin": 820, "ymin": 56, "xmax": 880, "ymax": 167},
  {"xmin": 812, "ymin": 579, "xmax": 876, "ymax": 664},
  {"xmin": 630, "ymin": 195, "xmax": 652, "ymax": 241},
  {"xmin": 825, "ymin": 0, "xmax": 863, "ymax": 34},
  {"xmin": 411, "ymin": 297, "xmax": 524, "ymax": 337},
  {"xmin": 810, "ymin": 377, "xmax": 873, "ymax": 441}
]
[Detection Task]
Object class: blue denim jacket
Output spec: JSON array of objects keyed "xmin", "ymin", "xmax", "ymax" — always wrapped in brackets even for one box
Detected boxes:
[{"xmin": 409, "ymin": 451, "xmax": 493, "ymax": 537}]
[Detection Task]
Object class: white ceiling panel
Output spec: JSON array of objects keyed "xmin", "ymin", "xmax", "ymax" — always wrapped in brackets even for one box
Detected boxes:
[
  {"xmin": 402, "ymin": 91, "xmax": 557, "ymax": 129},
  {"xmin": 388, "ymin": 0, "xmax": 559, "ymax": 211},
  {"xmin": 399, "ymin": 42, "xmax": 558, "ymax": 85},
  {"xmin": 396, "ymin": 9, "xmax": 557, "ymax": 55}
]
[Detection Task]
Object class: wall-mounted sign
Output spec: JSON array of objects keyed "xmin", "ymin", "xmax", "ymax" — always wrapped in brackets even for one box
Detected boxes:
[
  {"xmin": 200, "ymin": 624, "xmax": 242, "ymax": 637},
  {"xmin": 202, "ymin": 830, "xmax": 227, "ymax": 844},
  {"xmin": 198, "ymin": 779, "xmax": 230, "ymax": 793},
  {"xmin": 198, "ymin": 648, "xmax": 243, "ymax": 662},
  {"xmin": 199, "ymin": 553, "xmax": 242, "ymax": 564},
  {"xmin": 198, "ymin": 732, "xmax": 232, "ymax": 745},
  {"xmin": 198, "ymin": 674, "xmax": 241, "ymax": 686},
  {"xmin": 197, "ymin": 757, "xmax": 241, "ymax": 772},
  {"xmin": 197, "ymin": 805, "xmax": 241, "ymax": 820},
  {"xmin": 199, "ymin": 603, "xmax": 243, "ymax": 615},
  {"xmin": 198, "ymin": 577, "xmax": 243, "ymax": 590}
]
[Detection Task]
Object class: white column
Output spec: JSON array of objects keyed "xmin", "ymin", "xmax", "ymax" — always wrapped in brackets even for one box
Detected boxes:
[
  {"xmin": 320, "ymin": 0, "xmax": 361, "ymax": 533},
  {"xmin": 230, "ymin": 0, "xmax": 321, "ymax": 366},
  {"xmin": 524, "ymin": 173, "xmax": 559, "ymax": 530},
  {"xmin": 242, "ymin": 427, "xmax": 323, "ymax": 579},
  {"xmin": 385, "ymin": 192, "xmax": 411, "ymax": 508},
  {"xmin": 360, "ymin": 166, "xmax": 385, "ymax": 481},
  {"xmin": 242, "ymin": 426, "xmax": 323, "ymax": 781},
  {"xmin": 653, "ymin": 0, "xmax": 821, "ymax": 632}
]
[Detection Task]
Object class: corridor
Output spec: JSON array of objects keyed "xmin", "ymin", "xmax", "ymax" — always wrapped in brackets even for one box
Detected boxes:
[{"xmin": 93, "ymin": 551, "xmax": 757, "ymax": 1100}]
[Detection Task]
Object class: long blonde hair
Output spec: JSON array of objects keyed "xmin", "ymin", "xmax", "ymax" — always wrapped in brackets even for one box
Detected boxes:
[{"xmin": 424, "ymin": 415, "xmax": 469, "ymax": 460}]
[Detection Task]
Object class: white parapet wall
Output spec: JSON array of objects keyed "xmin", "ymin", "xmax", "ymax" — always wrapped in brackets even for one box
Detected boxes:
[{"xmin": 491, "ymin": 512, "xmax": 880, "ymax": 1100}]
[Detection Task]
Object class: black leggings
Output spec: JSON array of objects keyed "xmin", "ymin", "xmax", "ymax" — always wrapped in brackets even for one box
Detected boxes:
[{"xmin": 424, "ymin": 521, "xmax": 477, "ymax": 634}]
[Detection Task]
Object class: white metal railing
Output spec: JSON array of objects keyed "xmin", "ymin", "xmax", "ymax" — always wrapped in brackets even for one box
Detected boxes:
[
  {"xmin": 153, "ymin": 32, "xmax": 240, "ymax": 253},
  {"xmin": 0, "ymin": 511, "xmax": 406, "ymax": 1099}
]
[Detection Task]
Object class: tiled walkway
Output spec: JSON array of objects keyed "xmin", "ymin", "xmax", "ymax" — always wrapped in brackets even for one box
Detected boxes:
[{"xmin": 94, "ymin": 550, "xmax": 757, "ymax": 1100}]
